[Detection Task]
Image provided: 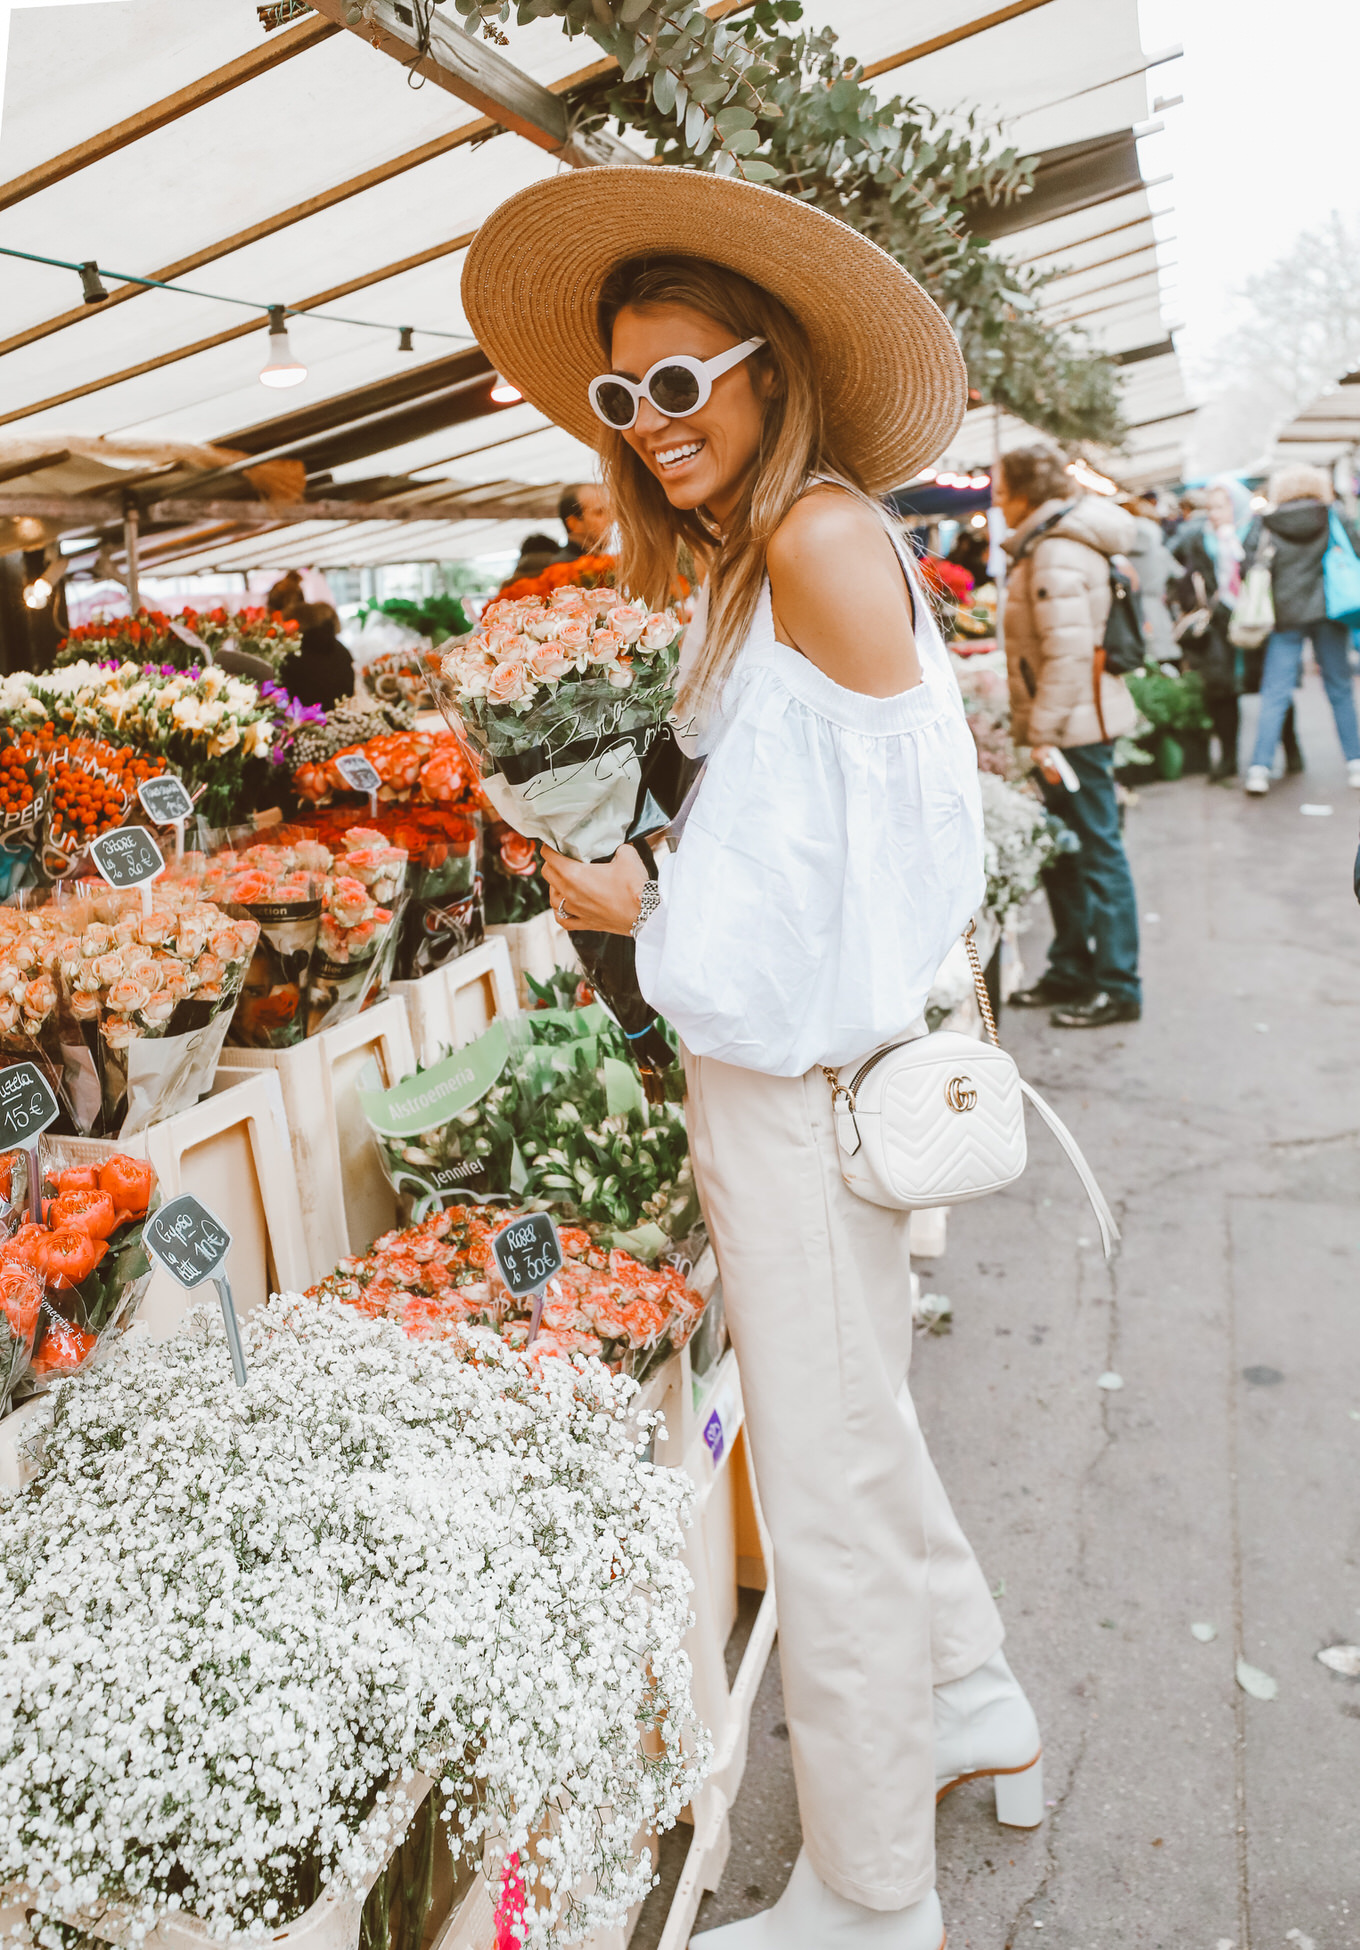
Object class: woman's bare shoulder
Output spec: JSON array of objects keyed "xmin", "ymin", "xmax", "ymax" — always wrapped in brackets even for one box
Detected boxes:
[{"xmin": 767, "ymin": 485, "xmax": 894, "ymax": 579}]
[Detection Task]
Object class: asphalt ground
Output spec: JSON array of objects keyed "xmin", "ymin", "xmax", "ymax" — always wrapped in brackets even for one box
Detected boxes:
[{"xmin": 653, "ymin": 671, "xmax": 1360, "ymax": 1950}]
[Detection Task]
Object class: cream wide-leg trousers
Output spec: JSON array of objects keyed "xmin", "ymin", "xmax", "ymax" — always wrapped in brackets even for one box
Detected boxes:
[{"xmin": 682, "ymin": 1048, "xmax": 1004, "ymax": 1910}]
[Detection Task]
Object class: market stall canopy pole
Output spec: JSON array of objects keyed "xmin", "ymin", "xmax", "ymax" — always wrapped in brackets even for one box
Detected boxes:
[
  {"xmin": 0, "ymin": 14, "xmax": 339, "ymax": 215},
  {"xmin": 304, "ymin": 0, "xmax": 640, "ymax": 166},
  {"xmin": 862, "ymin": 0, "xmax": 1057, "ymax": 77}
]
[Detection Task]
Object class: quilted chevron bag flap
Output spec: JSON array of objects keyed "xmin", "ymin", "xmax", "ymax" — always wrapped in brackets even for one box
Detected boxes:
[{"xmin": 822, "ymin": 925, "xmax": 1119, "ymax": 1256}]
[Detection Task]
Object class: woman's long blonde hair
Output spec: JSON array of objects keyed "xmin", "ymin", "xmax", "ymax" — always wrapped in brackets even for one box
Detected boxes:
[{"xmin": 596, "ymin": 256, "xmax": 870, "ymax": 722}]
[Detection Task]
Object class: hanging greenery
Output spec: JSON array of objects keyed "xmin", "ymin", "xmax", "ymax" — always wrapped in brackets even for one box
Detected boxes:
[{"xmin": 450, "ymin": 0, "xmax": 1124, "ymax": 447}]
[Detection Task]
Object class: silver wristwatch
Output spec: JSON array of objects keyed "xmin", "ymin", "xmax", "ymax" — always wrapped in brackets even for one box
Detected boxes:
[{"xmin": 631, "ymin": 878, "xmax": 662, "ymax": 939}]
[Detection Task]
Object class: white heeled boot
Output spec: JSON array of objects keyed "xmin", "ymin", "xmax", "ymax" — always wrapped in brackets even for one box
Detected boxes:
[
  {"xmin": 691, "ymin": 1850, "xmax": 945, "ymax": 1950},
  {"xmin": 934, "ymin": 1649, "xmax": 1045, "ymax": 1827}
]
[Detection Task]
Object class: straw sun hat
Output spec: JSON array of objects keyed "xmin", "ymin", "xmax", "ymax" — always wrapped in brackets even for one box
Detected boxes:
[{"xmin": 461, "ymin": 167, "xmax": 967, "ymax": 495}]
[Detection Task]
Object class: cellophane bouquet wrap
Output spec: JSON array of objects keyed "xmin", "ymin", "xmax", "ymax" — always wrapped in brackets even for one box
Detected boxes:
[
  {"xmin": 1, "ymin": 1139, "xmax": 158, "ymax": 1397},
  {"xmin": 48, "ymin": 882, "xmax": 258, "ymax": 1136},
  {"xmin": 199, "ymin": 827, "xmax": 407, "ymax": 1045},
  {"xmin": 433, "ymin": 588, "xmax": 697, "ymax": 1067}
]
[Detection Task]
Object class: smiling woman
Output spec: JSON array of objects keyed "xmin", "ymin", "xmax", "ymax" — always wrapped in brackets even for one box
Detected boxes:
[{"xmin": 461, "ymin": 165, "xmax": 1045, "ymax": 1950}]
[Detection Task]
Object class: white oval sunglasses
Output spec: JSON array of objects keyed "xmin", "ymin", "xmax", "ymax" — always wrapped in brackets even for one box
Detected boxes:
[{"xmin": 588, "ymin": 336, "xmax": 766, "ymax": 431}]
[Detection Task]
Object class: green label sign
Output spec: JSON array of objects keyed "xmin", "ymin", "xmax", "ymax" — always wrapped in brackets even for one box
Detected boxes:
[{"xmin": 357, "ymin": 1018, "xmax": 511, "ymax": 1138}]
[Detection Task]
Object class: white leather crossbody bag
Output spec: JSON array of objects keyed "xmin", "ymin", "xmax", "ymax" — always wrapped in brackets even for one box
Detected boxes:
[{"xmin": 822, "ymin": 926, "xmax": 1119, "ymax": 1257}]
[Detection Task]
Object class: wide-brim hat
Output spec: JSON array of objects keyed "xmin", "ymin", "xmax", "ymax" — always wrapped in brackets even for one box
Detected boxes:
[{"xmin": 461, "ymin": 167, "xmax": 967, "ymax": 495}]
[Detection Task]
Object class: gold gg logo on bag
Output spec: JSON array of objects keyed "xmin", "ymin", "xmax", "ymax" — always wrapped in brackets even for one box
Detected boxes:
[{"xmin": 945, "ymin": 1074, "xmax": 977, "ymax": 1114}]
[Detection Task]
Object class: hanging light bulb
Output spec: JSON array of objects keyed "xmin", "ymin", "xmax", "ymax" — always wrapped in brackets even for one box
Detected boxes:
[
  {"xmin": 78, "ymin": 261, "xmax": 109, "ymax": 304},
  {"xmin": 22, "ymin": 576, "xmax": 53, "ymax": 610},
  {"xmin": 397, "ymin": 326, "xmax": 415, "ymax": 353},
  {"xmin": 490, "ymin": 373, "xmax": 522, "ymax": 404},
  {"xmin": 259, "ymin": 304, "xmax": 307, "ymax": 388}
]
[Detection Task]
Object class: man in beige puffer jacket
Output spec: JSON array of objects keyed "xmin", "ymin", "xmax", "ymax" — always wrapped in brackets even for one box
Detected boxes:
[{"xmin": 998, "ymin": 446, "xmax": 1143, "ymax": 1028}]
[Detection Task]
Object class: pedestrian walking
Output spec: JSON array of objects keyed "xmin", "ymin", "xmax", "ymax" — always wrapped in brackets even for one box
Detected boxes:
[
  {"xmin": 997, "ymin": 444, "xmax": 1143, "ymax": 1027},
  {"xmin": 470, "ymin": 165, "xmax": 1045, "ymax": 1950},
  {"xmin": 1167, "ymin": 482, "xmax": 1273, "ymax": 781},
  {"xmin": 1242, "ymin": 465, "xmax": 1360, "ymax": 795}
]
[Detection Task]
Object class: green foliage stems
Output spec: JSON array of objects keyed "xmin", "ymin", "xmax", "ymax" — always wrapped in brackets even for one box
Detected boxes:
[{"xmin": 451, "ymin": 0, "xmax": 1123, "ymax": 445}]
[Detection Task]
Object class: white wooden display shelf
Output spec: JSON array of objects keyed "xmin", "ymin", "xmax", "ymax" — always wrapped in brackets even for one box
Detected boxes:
[
  {"xmin": 391, "ymin": 936, "xmax": 519, "ymax": 1066},
  {"xmin": 486, "ymin": 909, "xmax": 578, "ymax": 1009},
  {"xmin": 627, "ymin": 1343, "xmax": 777, "ymax": 1950},
  {"xmin": 28, "ymin": 1073, "xmax": 309, "ymax": 1339},
  {"xmin": 214, "ymin": 999, "xmax": 417, "ymax": 1286}
]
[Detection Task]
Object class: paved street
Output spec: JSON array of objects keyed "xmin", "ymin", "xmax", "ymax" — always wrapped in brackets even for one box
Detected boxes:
[{"xmin": 678, "ymin": 672, "xmax": 1360, "ymax": 1950}]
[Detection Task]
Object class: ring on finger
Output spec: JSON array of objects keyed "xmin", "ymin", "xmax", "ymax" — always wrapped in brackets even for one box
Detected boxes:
[{"xmin": 556, "ymin": 896, "xmax": 570, "ymax": 921}]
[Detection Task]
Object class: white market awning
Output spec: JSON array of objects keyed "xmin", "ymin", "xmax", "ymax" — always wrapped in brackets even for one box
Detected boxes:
[{"xmin": 0, "ymin": 0, "xmax": 1191, "ymax": 581}]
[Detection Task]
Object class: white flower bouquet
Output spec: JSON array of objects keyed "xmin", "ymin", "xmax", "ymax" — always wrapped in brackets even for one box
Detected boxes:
[{"xmin": 0, "ymin": 1293, "xmax": 706, "ymax": 1948}]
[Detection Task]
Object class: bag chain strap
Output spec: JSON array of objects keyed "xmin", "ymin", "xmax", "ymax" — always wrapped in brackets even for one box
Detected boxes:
[{"xmin": 963, "ymin": 920, "xmax": 1001, "ymax": 1048}]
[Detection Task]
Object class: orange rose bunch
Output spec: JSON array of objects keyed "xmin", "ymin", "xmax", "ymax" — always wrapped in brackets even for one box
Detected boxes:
[{"xmin": 8, "ymin": 1149, "xmax": 160, "ymax": 1383}]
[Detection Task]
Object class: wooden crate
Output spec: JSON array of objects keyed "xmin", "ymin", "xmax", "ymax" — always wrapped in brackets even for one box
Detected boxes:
[
  {"xmin": 215, "ymin": 999, "xmax": 417, "ymax": 1283},
  {"xmin": 390, "ymin": 937, "xmax": 518, "ymax": 1066},
  {"xmin": 486, "ymin": 909, "xmax": 578, "ymax": 1009},
  {"xmin": 41, "ymin": 1073, "xmax": 309, "ymax": 1337}
]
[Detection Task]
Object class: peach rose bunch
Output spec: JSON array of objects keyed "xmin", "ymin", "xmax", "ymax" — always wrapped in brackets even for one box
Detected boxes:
[{"xmin": 438, "ymin": 586, "xmax": 682, "ymax": 722}]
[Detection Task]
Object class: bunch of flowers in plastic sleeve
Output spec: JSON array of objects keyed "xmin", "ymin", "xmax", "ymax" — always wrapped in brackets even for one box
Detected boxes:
[
  {"xmin": 0, "ymin": 1292, "xmax": 705, "ymax": 1948},
  {"xmin": 53, "ymin": 882, "xmax": 259, "ymax": 1133},
  {"xmin": 0, "ymin": 1144, "xmax": 158, "ymax": 1390}
]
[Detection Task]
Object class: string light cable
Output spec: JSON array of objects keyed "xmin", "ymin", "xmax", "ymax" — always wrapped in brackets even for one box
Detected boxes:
[{"xmin": 0, "ymin": 244, "xmax": 477, "ymax": 353}]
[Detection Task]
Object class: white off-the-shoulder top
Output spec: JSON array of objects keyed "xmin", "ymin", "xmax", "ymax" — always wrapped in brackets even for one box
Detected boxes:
[{"xmin": 634, "ymin": 523, "xmax": 985, "ymax": 1077}]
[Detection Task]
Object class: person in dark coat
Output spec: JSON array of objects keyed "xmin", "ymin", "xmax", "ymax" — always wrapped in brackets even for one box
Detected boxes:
[
  {"xmin": 278, "ymin": 603, "xmax": 354, "ymax": 711},
  {"xmin": 1242, "ymin": 465, "xmax": 1360, "ymax": 795},
  {"xmin": 1171, "ymin": 487, "xmax": 1301, "ymax": 782}
]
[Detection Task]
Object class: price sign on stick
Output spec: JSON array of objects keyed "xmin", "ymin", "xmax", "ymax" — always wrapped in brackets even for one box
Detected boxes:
[
  {"xmin": 334, "ymin": 750, "xmax": 382, "ymax": 817},
  {"xmin": 492, "ymin": 1211, "xmax": 563, "ymax": 1345},
  {"xmin": 143, "ymin": 1192, "xmax": 247, "ymax": 1386},
  {"xmin": 137, "ymin": 776, "xmax": 195, "ymax": 862},
  {"xmin": 0, "ymin": 1060, "xmax": 61, "ymax": 1225},
  {"xmin": 90, "ymin": 824, "xmax": 165, "ymax": 918}
]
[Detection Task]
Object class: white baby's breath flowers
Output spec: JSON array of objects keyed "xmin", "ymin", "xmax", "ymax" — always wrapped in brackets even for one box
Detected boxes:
[{"xmin": 0, "ymin": 1295, "xmax": 706, "ymax": 1948}]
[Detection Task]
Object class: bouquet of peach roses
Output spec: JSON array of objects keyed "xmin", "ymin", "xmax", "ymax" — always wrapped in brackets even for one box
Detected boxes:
[
  {"xmin": 434, "ymin": 585, "xmax": 684, "ymax": 860},
  {"xmin": 434, "ymin": 586, "xmax": 697, "ymax": 1073}
]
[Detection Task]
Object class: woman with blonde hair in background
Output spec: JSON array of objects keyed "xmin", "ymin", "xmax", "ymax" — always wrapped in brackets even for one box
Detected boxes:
[
  {"xmin": 1243, "ymin": 463, "xmax": 1360, "ymax": 795},
  {"xmin": 462, "ymin": 169, "xmax": 1045, "ymax": 1950}
]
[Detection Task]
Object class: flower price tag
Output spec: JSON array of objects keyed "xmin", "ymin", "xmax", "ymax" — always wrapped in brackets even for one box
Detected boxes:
[
  {"xmin": 334, "ymin": 750, "xmax": 382, "ymax": 817},
  {"xmin": 0, "ymin": 1060, "xmax": 60, "ymax": 1149},
  {"xmin": 0, "ymin": 1059, "xmax": 61, "ymax": 1223},
  {"xmin": 142, "ymin": 1192, "xmax": 247, "ymax": 1386},
  {"xmin": 90, "ymin": 823, "xmax": 165, "ymax": 917},
  {"xmin": 493, "ymin": 1211, "xmax": 562, "ymax": 1343},
  {"xmin": 137, "ymin": 775, "xmax": 195, "ymax": 861}
]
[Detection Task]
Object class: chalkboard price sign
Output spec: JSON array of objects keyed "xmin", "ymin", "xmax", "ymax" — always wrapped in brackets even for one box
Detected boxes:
[
  {"xmin": 143, "ymin": 1193, "xmax": 233, "ymax": 1290},
  {"xmin": 335, "ymin": 751, "xmax": 382, "ymax": 796},
  {"xmin": 493, "ymin": 1211, "xmax": 562, "ymax": 1300},
  {"xmin": 143, "ymin": 1193, "xmax": 248, "ymax": 1385},
  {"xmin": 138, "ymin": 775, "xmax": 194, "ymax": 826},
  {"xmin": 0, "ymin": 1061, "xmax": 60, "ymax": 1147},
  {"xmin": 90, "ymin": 824, "xmax": 165, "ymax": 890}
]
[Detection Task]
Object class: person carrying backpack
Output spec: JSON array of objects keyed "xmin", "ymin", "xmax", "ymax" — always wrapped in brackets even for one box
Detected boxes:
[{"xmin": 998, "ymin": 443, "xmax": 1143, "ymax": 1027}]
